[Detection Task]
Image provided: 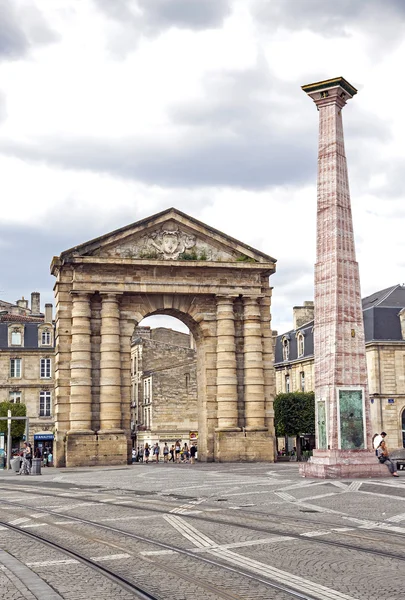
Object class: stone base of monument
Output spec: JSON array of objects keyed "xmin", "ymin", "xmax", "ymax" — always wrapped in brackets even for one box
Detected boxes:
[
  {"xmin": 300, "ymin": 449, "xmax": 390, "ymax": 478},
  {"xmin": 65, "ymin": 431, "xmax": 129, "ymax": 467},
  {"xmin": 215, "ymin": 429, "xmax": 275, "ymax": 462}
]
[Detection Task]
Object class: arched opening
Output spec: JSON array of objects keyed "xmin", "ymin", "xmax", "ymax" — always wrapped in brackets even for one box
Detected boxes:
[{"xmin": 129, "ymin": 313, "xmax": 201, "ymax": 462}]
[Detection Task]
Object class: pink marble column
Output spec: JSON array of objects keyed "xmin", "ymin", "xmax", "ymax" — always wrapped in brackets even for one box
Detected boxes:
[{"xmin": 300, "ymin": 78, "xmax": 382, "ymax": 478}]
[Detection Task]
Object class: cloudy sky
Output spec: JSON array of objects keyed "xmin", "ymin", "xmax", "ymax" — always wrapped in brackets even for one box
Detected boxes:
[{"xmin": 1, "ymin": 0, "xmax": 404, "ymax": 334}]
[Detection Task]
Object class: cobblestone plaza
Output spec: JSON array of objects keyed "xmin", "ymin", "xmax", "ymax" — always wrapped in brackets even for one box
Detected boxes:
[{"xmin": 1, "ymin": 462, "xmax": 404, "ymax": 599}]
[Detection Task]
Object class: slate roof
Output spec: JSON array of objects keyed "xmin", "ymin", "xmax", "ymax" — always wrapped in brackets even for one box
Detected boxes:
[
  {"xmin": 0, "ymin": 320, "xmax": 54, "ymax": 350},
  {"xmin": 275, "ymin": 285, "xmax": 405, "ymax": 366}
]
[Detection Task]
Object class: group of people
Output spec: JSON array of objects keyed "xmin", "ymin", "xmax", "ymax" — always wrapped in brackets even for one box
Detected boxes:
[
  {"xmin": 15, "ymin": 443, "xmax": 53, "ymax": 475},
  {"xmin": 133, "ymin": 440, "xmax": 197, "ymax": 464}
]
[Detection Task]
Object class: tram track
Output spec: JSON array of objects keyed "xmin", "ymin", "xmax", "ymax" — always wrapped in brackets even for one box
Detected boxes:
[
  {"xmin": 1, "ymin": 491, "xmax": 405, "ymax": 600},
  {"xmin": 2, "ymin": 483, "xmax": 405, "ymax": 557},
  {"xmin": 0, "ymin": 499, "xmax": 362, "ymax": 600}
]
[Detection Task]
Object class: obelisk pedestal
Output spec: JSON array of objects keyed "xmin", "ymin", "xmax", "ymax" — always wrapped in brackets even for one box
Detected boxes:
[{"xmin": 299, "ymin": 77, "xmax": 386, "ymax": 478}]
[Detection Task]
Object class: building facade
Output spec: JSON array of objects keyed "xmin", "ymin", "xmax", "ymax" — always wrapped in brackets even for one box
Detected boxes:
[
  {"xmin": 0, "ymin": 294, "xmax": 55, "ymax": 454},
  {"xmin": 275, "ymin": 286, "xmax": 405, "ymax": 450},
  {"xmin": 131, "ymin": 326, "xmax": 198, "ymax": 451}
]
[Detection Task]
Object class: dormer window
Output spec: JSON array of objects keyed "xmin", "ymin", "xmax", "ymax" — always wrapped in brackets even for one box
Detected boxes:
[
  {"xmin": 38, "ymin": 325, "xmax": 53, "ymax": 347},
  {"xmin": 42, "ymin": 330, "xmax": 51, "ymax": 345},
  {"xmin": 282, "ymin": 336, "xmax": 290, "ymax": 361},
  {"xmin": 297, "ymin": 332, "xmax": 305, "ymax": 358},
  {"xmin": 11, "ymin": 329, "xmax": 22, "ymax": 345}
]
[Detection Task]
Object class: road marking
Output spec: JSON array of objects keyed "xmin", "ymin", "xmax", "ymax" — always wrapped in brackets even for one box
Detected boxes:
[
  {"xmin": 387, "ymin": 512, "xmax": 405, "ymax": 523},
  {"xmin": 9, "ymin": 517, "xmax": 30, "ymax": 525},
  {"xmin": 275, "ymin": 491, "xmax": 296, "ymax": 502},
  {"xmin": 21, "ymin": 523, "xmax": 47, "ymax": 529},
  {"xmin": 164, "ymin": 515, "xmax": 358, "ymax": 600},
  {"xmin": 347, "ymin": 482, "xmax": 362, "ymax": 492},
  {"xmin": 140, "ymin": 550, "xmax": 177, "ymax": 556},
  {"xmin": 91, "ymin": 553, "xmax": 131, "ymax": 562},
  {"xmin": 192, "ymin": 536, "xmax": 294, "ymax": 552},
  {"xmin": 301, "ymin": 531, "xmax": 331, "ymax": 537},
  {"xmin": 51, "ymin": 502, "xmax": 99, "ymax": 512},
  {"xmin": 97, "ymin": 515, "xmax": 155, "ymax": 523},
  {"xmin": 28, "ymin": 559, "xmax": 78, "ymax": 567}
]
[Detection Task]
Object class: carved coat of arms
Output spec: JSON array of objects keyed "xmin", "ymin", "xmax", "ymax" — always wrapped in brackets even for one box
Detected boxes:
[{"xmin": 142, "ymin": 227, "xmax": 196, "ymax": 259}]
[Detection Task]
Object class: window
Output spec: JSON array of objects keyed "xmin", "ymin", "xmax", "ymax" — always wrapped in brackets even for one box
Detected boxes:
[
  {"xmin": 11, "ymin": 330, "xmax": 22, "ymax": 345},
  {"xmin": 40, "ymin": 358, "xmax": 52, "ymax": 379},
  {"xmin": 10, "ymin": 358, "xmax": 22, "ymax": 378},
  {"xmin": 9, "ymin": 390, "xmax": 21, "ymax": 404},
  {"xmin": 39, "ymin": 391, "xmax": 51, "ymax": 417},
  {"xmin": 282, "ymin": 338, "xmax": 290, "ymax": 361},
  {"xmin": 143, "ymin": 376, "xmax": 152, "ymax": 404},
  {"xmin": 297, "ymin": 333, "xmax": 304, "ymax": 357},
  {"xmin": 41, "ymin": 330, "xmax": 51, "ymax": 345},
  {"xmin": 185, "ymin": 373, "xmax": 190, "ymax": 395},
  {"xmin": 285, "ymin": 374, "xmax": 290, "ymax": 393},
  {"xmin": 300, "ymin": 371, "xmax": 305, "ymax": 392}
]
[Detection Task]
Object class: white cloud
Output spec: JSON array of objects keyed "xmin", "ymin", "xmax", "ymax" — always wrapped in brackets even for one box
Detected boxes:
[{"xmin": 0, "ymin": 0, "xmax": 404, "ymax": 336}]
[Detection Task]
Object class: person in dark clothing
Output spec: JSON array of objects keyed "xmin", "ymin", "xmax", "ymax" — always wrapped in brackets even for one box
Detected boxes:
[{"xmin": 190, "ymin": 443, "xmax": 197, "ymax": 464}]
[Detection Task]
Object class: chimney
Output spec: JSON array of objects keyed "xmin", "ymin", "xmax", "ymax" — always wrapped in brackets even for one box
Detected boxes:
[
  {"xmin": 293, "ymin": 301, "xmax": 314, "ymax": 330},
  {"xmin": 31, "ymin": 292, "xmax": 41, "ymax": 315},
  {"xmin": 16, "ymin": 296, "xmax": 28, "ymax": 309},
  {"xmin": 45, "ymin": 303, "xmax": 53, "ymax": 323}
]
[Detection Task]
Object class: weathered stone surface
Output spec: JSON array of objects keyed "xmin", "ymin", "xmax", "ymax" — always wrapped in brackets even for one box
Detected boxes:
[
  {"xmin": 300, "ymin": 78, "xmax": 375, "ymax": 477},
  {"xmin": 52, "ymin": 208, "xmax": 277, "ymax": 466}
]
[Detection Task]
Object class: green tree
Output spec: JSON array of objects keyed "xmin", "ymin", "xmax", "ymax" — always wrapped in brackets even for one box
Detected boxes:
[
  {"xmin": 0, "ymin": 402, "xmax": 27, "ymax": 440},
  {"xmin": 274, "ymin": 392, "xmax": 315, "ymax": 460}
]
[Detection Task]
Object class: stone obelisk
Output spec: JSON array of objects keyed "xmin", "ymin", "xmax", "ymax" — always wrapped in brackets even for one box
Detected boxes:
[{"xmin": 300, "ymin": 77, "xmax": 385, "ymax": 478}]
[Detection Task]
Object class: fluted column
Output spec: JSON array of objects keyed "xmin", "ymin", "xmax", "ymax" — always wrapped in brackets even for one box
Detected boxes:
[
  {"xmin": 99, "ymin": 293, "xmax": 123, "ymax": 432},
  {"xmin": 243, "ymin": 296, "xmax": 265, "ymax": 429},
  {"xmin": 216, "ymin": 296, "xmax": 239, "ymax": 430},
  {"xmin": 69, "ymin": 292, "xmax": 93, "ymax": 432}
]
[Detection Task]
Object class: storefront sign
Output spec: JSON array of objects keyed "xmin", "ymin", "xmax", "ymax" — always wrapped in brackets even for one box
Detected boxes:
[{"xmin": 34, "ymin": 434, "xmax": 54, "ymax": 441}]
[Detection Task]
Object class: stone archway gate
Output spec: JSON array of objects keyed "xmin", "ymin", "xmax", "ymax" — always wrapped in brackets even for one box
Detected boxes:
[{"xmin": 51, "ymin": 208, "xmax": 277, "ymax": 467}]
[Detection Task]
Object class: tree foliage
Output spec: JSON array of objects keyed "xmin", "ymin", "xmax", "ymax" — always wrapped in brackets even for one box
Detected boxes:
[
  {"xmin": 274, "ymin": 392, "xmax": 315, "ymax": 438},
  {"xmin": 0, "ymin": 402, "xmax": 27, "ymax": 439}
]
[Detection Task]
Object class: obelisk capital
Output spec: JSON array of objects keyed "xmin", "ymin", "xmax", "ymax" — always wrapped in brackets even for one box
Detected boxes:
[{"xmin": 302, "ymin": 76, "xmax": 357, "ymax": 110}]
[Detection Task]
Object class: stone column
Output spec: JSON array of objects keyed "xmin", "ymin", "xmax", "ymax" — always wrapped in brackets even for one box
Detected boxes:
[
  {"xmin": 243, "ymin": 296, "xmax": 265, "ymax": 430},
  {"xmin": 260, "ymin": 280, "xmax": 274, "ymax": 434},
  {"xmin": 216, "ymin": 296, "xmax": 240, "ymax": 430},
  {"xmin": 99, "ymin": 293, "xmax": 123, "ymax": 432},
  {"xmin": 69, "ymin": 292, "xmax": 93, "ymax": 433}
]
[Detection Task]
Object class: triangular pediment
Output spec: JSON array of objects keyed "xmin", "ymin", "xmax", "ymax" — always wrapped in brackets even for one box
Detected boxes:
[{"xmin": 59, "ymin": 208, "xmax": 276, "ymax": 265}]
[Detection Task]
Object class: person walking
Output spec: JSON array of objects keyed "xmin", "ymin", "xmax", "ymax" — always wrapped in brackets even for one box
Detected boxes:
[
  {"xmin": 19, "ymin": 443, "xmax": 31, "ymax": 475},
  {"xmin": 153, "ymin": 442, "xmax": 160, "ymax": 463},
  {"xmin": 183, "ymin": 443, "xmax": 190, "ymax": 463},
  {"xmin": 169, "ymin": 445, "xmax": 175, "ymax": 462},
  {"xmin": 163, "ymin": 443, "xmax": 169, "ymax": 463},
  {"xmin": 144, "ymin": 443, "xmax": 150, "ymax": 464},
  {"xmin": 175, "ymin": 440, "xmax": 181, "ymax": 463},
  {"xmin": 376, "ymin": 432, "xmax": 399, "ymax": 477},
  {"xmin": 190, "ymin": 443, "xmax": 197, "ymax": 464},
  {"xmin": 138, "ymin": 446, "xmax": 143, "ymax": 463}
]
